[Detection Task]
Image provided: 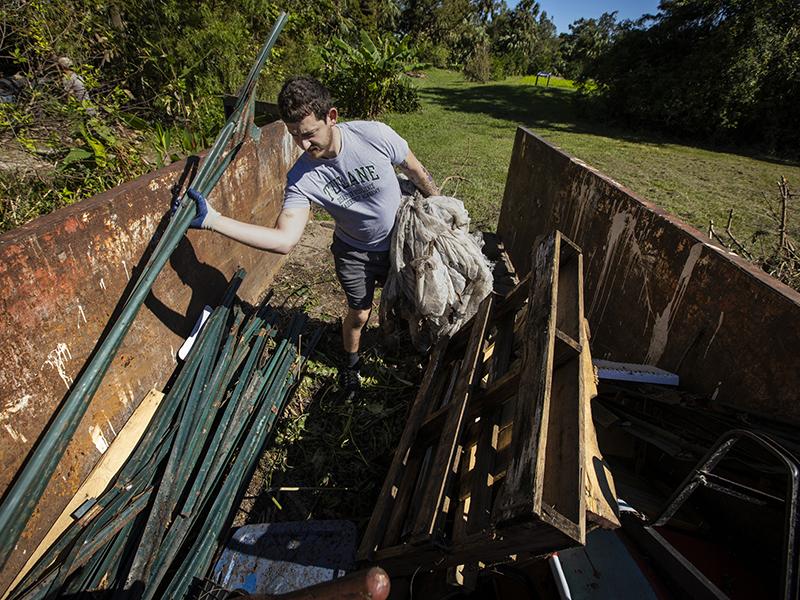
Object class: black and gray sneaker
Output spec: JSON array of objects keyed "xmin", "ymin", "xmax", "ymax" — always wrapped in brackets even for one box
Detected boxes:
[{"xmin": 338, "ymin": 364, "xmax": 361, "ymax": 392}]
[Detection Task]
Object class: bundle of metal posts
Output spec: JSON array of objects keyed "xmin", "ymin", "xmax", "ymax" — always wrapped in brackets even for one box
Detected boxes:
[
  {"xmin": 0, "ymin": 13, "xmax": 288, "ymax": 568},
  {"xmin": 6, "ymin": 269, "xmax": 322, "ymax": 599}
]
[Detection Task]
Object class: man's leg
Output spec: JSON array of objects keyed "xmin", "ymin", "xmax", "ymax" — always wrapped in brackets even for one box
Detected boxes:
[
  {"xmin": 342, "ymin": 307, "xmax": 371, "ymax": 354},
  {"xmin": 339, "ymin": 307, "xmax": 369, "ymax": 392},
  {"xmin": 331, "ymin": 236, "xmax": 389, "ymax": 391}
]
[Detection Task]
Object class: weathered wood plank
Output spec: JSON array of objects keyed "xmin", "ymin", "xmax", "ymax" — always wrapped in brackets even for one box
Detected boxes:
[
  {"xmin": 460, "ymin": 308, "xmax": 516, "ymax": 542},
  {"xmin": 492, "ymin": 231, "xmax": 586, "ymax": 549},
  {"xmin": 410, "ymin": 296, "xmax": 494, "ymax": 544},
  {"xmin": 538, "ymin": 239, "xmax": 586, "ymax": 543},
  {"xmin": 541, "ymin": 356, "xmax": 585, "ymax": 542},
  {"xmin": 379, "ymin": 446, "xmax": 423, "ymax": 549},
  {"xmin": 492, "ymin": 232, "xmax": 559, "ymax": 523},
  {"xmin": 417, "ymin": 360, "xmax": 520, "ymax": 445},
  {"xmin": 361, "ymin": 231, "xmax": 592, "ymax": 574},
  {"xmin": 375, "ymin": 519, "xmax": 576, "ymax": 576},
  {"xmin": 582, "ymin": 319, "xmax": 621, "ymax": 529},
  {"xmin": 357, "ymin": 339, "xmax": 449, "ymax": 560}
]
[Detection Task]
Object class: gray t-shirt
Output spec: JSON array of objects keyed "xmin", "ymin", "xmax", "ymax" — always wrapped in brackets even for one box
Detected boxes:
[{"xmin": 283, "ymin": 121, "xmax": 409, "ymax": 251}]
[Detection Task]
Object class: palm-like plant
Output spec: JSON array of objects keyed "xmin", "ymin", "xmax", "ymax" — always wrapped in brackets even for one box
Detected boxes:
[{"xmin": 322, "ymin": 31, "xmax": 419, "ymax": 118}]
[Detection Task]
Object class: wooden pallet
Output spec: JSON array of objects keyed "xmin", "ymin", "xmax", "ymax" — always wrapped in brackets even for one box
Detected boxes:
[{"xmin": 359, "ymin": 231, "xmax": 607, "ymax": 576}]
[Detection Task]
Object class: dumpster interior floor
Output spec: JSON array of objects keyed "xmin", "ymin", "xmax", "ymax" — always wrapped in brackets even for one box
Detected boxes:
[{"xmin": 234, "ymin": 217, "xmax": 423, "ymax": 537}]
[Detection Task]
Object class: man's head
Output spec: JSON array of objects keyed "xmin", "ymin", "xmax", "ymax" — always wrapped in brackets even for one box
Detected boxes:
[{"xmin": 278, "ymin": 76, "xmax": 338, "ymax": 159}]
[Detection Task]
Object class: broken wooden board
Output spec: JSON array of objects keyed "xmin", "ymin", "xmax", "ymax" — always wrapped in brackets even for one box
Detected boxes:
[
  {"xmin": 581, "ymin": 319, "xmax": 620, "ymax": 530},
  {"xmin": 492, "ymin": 231, "xmax": 586, "ymax": 544}
]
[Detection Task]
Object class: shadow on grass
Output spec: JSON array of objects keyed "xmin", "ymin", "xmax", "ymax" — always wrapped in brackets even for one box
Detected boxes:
[
  {"xmin": 421, "ymin": 84, "xmax": 587, "ymax": 132},
  {"xmin": 420, "ymin": 83, "xmax": 800, "ymax": 167}
]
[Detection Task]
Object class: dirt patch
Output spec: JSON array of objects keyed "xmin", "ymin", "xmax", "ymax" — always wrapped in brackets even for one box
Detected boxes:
[{"xmin": 269, "ymin": 218, "xmax": 347, "ymax": 321}]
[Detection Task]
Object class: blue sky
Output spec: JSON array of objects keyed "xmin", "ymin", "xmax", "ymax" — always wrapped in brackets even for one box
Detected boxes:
[{"xmin": 513, "ymin": 1, "xmax": 662, "ymax": 33}]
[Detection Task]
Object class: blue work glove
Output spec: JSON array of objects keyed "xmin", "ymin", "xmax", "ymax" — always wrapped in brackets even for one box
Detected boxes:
[
  {"xmin": 171, "ymin": 188, "xmax": 219, "ymax": 229},
  {"xmin": 187, "ymin": 188, "xmax": 209, "ymax": 229}
]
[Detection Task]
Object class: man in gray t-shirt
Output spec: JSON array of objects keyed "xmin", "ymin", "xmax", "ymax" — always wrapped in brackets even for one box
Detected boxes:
[{"xmin": 186, "ymin": 76, "xmax": 439, "ymax": 391}]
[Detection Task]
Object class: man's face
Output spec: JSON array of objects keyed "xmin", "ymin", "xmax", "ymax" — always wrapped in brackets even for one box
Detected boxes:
[{"xmin": 286, "ymin": 108, "xmax": 337, "ymax": 159}]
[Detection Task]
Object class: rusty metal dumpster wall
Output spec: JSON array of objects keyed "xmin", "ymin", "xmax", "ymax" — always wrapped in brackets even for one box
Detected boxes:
[
  {"xmin": 0, "ymin": 121, "xmax": 298, "ymax": 591},
  {"xmin": 497, "ymin": 127, "xmax": 800, "ymax": 424}
]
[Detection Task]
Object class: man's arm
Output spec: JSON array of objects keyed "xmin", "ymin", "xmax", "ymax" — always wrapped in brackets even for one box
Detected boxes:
[
  {"xmin": 398, "ymin": 150, "xmax": 440, "ymax": 197},
  {"xmin": 208, "ymin": 206, "xmax": 310, "ymax": 255}
]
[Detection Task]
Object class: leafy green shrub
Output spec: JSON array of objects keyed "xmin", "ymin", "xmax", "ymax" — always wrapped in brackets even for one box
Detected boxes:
[
  {"xmin": 463, "ymin": 45, "xmax": 492, "ymax": 82},
  {"xmin": 386, "ymin": 78, "xmax": 421, "ymax": 113},
  {"xmin": 414, "ymin": 38, "xmax": 451, "ymax": 69},
  {"xmin": 490, "ymin": 56, "xmax": 506, "ymax": 81},
  {"xmin": 321, "ymin": 31, "xmax": 420, "ymax": 118}
]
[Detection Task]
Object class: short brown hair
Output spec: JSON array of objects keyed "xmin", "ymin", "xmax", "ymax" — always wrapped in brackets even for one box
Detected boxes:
[{"xmin": 277, "ymin": 76, "xmax": 333, "ymax": 123}]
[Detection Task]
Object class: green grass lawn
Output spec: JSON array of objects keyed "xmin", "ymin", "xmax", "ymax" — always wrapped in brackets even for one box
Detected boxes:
[{"xmin": 383, "ymin": 69, "xmax": 800, "ymax": 244}]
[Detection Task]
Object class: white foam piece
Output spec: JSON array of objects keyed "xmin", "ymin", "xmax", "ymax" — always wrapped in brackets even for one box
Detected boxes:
[{"xmin": 178, "ymin": 305, "xmax": 213, "ymax": 361}]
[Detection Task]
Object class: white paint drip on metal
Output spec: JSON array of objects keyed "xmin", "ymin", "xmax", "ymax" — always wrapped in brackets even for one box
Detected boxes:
[
  {"xmin": 221, "ymin": 555, "xmax": 236, "ymax": 586},
  {"xmin": 703, "ymin": 312, "xmax": 725, "ymax": 359},
  {"xmin": 119, "ymin": 383, "xmax": 136, "ymax": 408},
  {"xmin": 99, "ymin": 278, "xmax": 106, "ymax": 290},
  {"xmin": 613, "ymin": 227, "xmax": 648, "ymax": 322},
  {"xmin": 105, "ymin": 213, "xmax": 119, "ymax": 228},
  {"xmin": 0, "ymin": 395, "xmax": 31, "ymax": 421},
  {"xmin": 589, "ymin": 211, "xmax": 649, "ymax": 325},
  {"xmin": 89, "ymin": 424, "xmax": 110, "ymax": 454},
  {"xmin": 645, "ymin": 243, "xmax": 704, "ymax": 365},
  {"xmin": 77, "ymin": 304, "xmax": 87, "ymax": 329},
  {"xmin": 590, "ymin": 212, "xmax": 632, "ymax": 319},
  {"xmin": 568, "ymin": 174, "xmax": 598, "ymax": 241},
  {"xmin": 0, "ymin": 397, "xmax": 31, "ymax": 441},
  {"xmin": 43, "ymin": 343, "xmax": 74, "ymax": 389},
  {"xmin": 122, "ymin": 260, "xmax": 130, "ymax": 281},
  {"xmin": 4, "ymin": 424, "xmax": 27, "ymax": 443},
  {"xmin": 283, "ymin": 129, "xmax": 295, "ymax": 164}
]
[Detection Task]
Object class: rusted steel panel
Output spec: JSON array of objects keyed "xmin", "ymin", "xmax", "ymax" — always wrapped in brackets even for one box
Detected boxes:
[
  {"xmin": 497, "ymin": 127, "xmax": 800, "ymax": 423},
  {"xmin": 0, "ymin": 122, "xmax": 299, "ymax": 590}
]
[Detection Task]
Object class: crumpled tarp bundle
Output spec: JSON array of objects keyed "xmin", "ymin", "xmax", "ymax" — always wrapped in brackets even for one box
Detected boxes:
[{"xmin": 380, "ymin": 189, "xmax": 494, "ymax": 350}]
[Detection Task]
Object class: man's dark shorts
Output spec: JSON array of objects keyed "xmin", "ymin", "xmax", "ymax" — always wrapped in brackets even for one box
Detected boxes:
[{"xmin": 331, "ymin": 235, "xmax": 390, "ymax": 310}]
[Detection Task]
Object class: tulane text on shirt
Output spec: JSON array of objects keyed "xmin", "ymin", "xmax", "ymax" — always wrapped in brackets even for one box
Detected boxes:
[{"xmin": 322, "ymin": 164, "xmax": 380, "ymax": 202}]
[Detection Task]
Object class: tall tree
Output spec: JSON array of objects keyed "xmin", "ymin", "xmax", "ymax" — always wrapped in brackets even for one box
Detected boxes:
[
  {"xmin": 582, "ymin": 0, "xmax": 800, "ymax": 150},
  {"xmin": 489, "ymin": 0, "xmax": 558, "ymax": 75},
  {"xmin": 559, "ymin": 12, "xmax": 619, "ymax": 80}
]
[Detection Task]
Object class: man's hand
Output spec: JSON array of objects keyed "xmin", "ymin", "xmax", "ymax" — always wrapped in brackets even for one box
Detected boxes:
[
  {"xmin": 187, "ymin": 188, "xmax": 221, "ymax": 229},
  {"xmin": 398, "ymin": 150, "xmax": 440, "ymax": 197},
  {"xmin": 171, "ymin": 188, "xmax": 220, "ymax": 229}
]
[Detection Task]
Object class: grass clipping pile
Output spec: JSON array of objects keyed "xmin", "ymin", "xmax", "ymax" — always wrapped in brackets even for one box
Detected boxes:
[{"xmin": 236, "ymin": 221, "xmax": 424, "ymax": 535}]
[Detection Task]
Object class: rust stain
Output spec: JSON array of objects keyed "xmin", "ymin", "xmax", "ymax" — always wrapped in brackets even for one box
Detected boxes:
[{"xmin": 63, "ymin": 216, "xmax": 81, "ymax": 234}]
